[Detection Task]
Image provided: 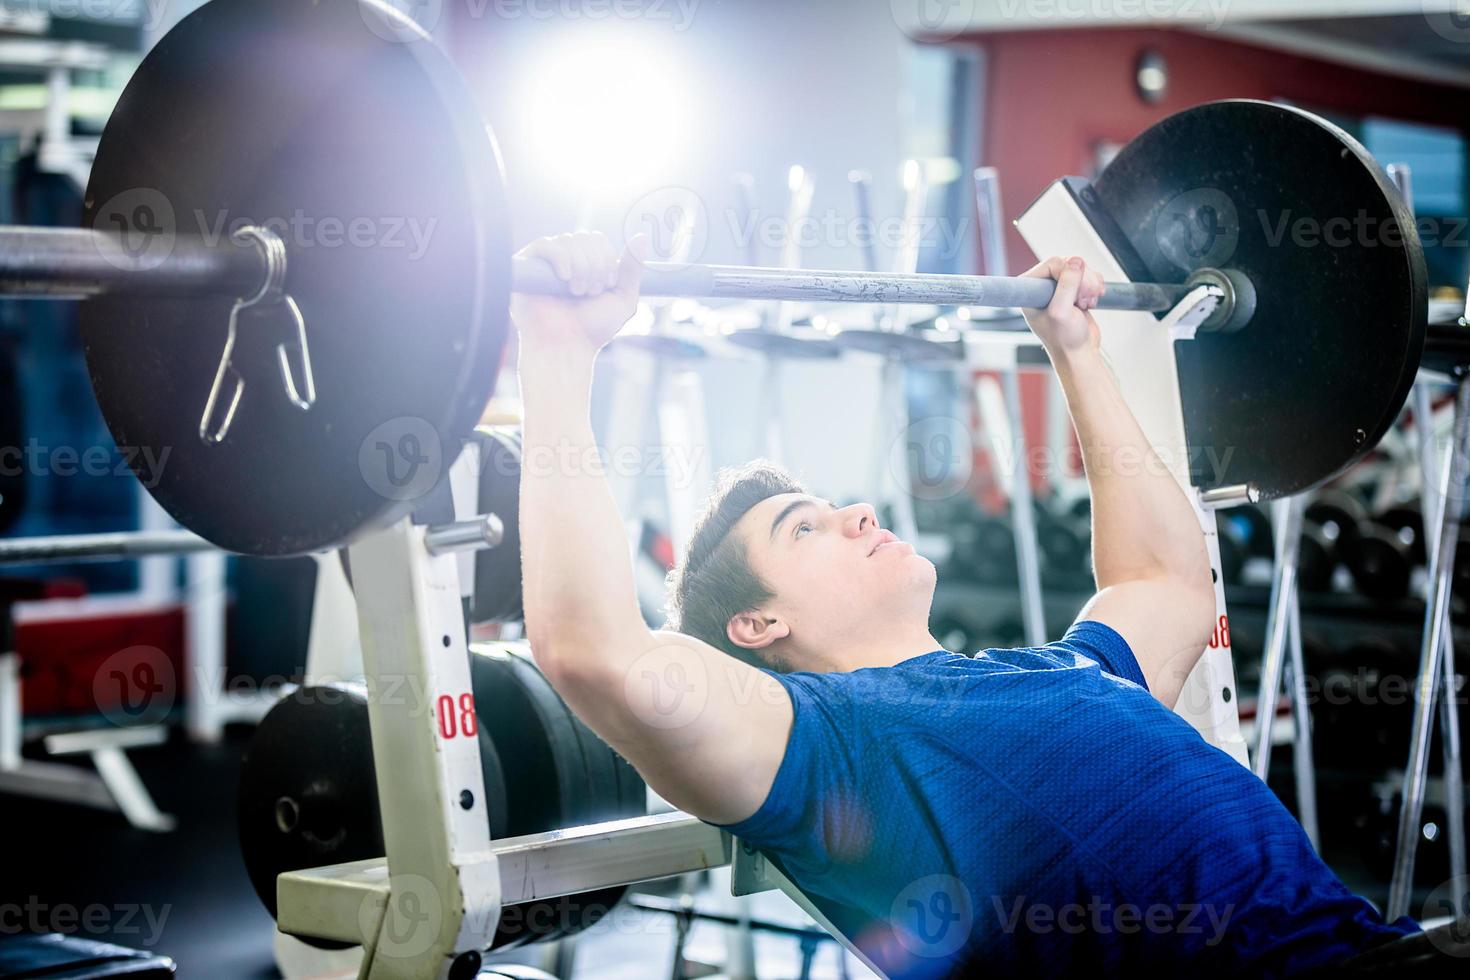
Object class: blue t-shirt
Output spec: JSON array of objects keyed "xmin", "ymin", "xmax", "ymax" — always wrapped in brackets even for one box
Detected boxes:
[{"xmin": 722, "ymin": 621, "xmax": 1418, "ymax": 978}]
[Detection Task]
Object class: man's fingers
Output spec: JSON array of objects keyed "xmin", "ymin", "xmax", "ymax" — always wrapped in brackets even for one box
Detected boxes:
[
  {"xmin": 528, "ymin": 240, "xmax": 575, "ymax": 283},
  {"xmin": 596, "ymin": 235, "xmax": 620, "ymax": 289},
  {"xmin": 570, "ymin": 236, "xmax": 602, "ymax": 297},
  {"xmin": 1020, "ymin": 256, "xmax": 1067, "ymax": 285},
  {"xmin": 617, "ymin": 234, "xmax": 650, "ymax": 297},
  {"xmin": 1048, "ymin": 256, "xmax": 1084, "ymax": 315},
  {"xmin": 1078, "ymin": 267, "xmax": 1106, "ymax": 309}
]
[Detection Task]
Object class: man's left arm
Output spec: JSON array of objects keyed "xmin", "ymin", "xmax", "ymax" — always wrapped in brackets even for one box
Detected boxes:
[{"xmin": 1022, "ymin": 257, "xmax": 1215, "ymax": 709}]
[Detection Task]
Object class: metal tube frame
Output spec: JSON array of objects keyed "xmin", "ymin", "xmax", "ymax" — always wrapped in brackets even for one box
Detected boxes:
[
  {"xmin": 1249, "ymin": 492, "xmax": 1321, "ymax": 846},
  {"xmin": 1388, "ymin": 374, "xmax": 1470, "ymax": 921},
  {"xmin": 975, "ymin": 167, "xmax": 1047, "ymax": 648},
  {"xmin": 1252, "ymin": 497, "xmax": 1304, "ymax": 780},
  {"xmin": 1386, "ymin": 160, "xmax": 1467, "ymax": 921},
  {"xmin": 1415, "ymin": 377, "xmax": 1468, "ymax": 914},
  {"xmin": 0, "ymin": 528, "xmax": 216, "ymax": 564}
]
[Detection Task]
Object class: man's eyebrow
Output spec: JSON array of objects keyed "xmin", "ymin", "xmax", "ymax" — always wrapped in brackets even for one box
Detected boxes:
[{"xmin": 768, "ymin": 499, "xmax": 834, "ymax": 541}]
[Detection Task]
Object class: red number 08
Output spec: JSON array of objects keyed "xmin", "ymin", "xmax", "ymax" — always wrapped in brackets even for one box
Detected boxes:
[
  {"xmin": 436, "ymin": 692, "xmax": 478, "ymax": 739},
  {"xmin": 1207, "ymin": 615, "xmax": 1231, "ymax": 650}
]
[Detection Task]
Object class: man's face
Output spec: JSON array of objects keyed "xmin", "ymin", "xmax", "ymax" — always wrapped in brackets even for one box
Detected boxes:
[{"xmin": 730, "ymin": 493, "xmax": 937, "ymax": 665}]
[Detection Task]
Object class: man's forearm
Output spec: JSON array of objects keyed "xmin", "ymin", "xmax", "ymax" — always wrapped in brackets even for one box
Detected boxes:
[
  {"xmin": 1052, "ymin": 346, "xmax": 1209, "ymax": 588},
  {"xmin": 518, "ymin": 348, "xmax": 648, "ymax": 653}
]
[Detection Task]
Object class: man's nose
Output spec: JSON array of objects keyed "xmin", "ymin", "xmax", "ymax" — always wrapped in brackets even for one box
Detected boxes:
[{"xmin": 840, "ymin": 503, "xmax": 880, "ymax": 537}]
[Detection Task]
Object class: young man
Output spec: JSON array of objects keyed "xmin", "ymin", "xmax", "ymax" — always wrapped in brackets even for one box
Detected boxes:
[{"xmin": 512, "ymin": 231, "xmax": 1420, "ymax": 977}]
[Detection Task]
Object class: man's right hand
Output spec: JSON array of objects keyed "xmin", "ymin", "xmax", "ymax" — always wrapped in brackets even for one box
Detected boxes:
[{"xmin": 511, "ymin": 231, "xmax": 648, "ymax": 356}]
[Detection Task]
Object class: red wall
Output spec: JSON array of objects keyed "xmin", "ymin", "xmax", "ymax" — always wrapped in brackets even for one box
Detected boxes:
[{"xmin": 975, "ymin": 27, "xmax": 1470, "ymax": 272}]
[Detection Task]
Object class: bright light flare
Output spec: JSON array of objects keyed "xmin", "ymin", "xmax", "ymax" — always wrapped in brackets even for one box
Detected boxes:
[{"xmin": 520, "ymin": 37, "xmax": 690, "ymax": 199}]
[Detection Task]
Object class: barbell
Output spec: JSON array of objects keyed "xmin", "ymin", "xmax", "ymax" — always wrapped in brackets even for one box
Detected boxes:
[{"xmin": 0, "ymin": 0, "xmax": 1430, "ymax": 556}]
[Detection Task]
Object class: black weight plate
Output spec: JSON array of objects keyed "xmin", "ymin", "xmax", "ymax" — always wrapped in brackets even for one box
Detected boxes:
[
  {"xmin": 1091, "ymin": 100, "xmax": 1426, "ymax": 500},
  {"xmin": 504, "ymin": 649, "xmax": 600, "ymax": 826},
  {"xmin": 237, "ymin": 684, "xmax": 511, "ymax": 944},
  {"xmin": 469, "ymin": 648, "xmax": 566, "ymax": 836},
  {"xmin": 470, "ymin": 645, "xmax": 635, "ymax": 946},
  {"xmin": 472, "ymin": 427, "xmax": 523, "ymax": 624},
  {"xmin": 515, "ymin": 649, "xmax": 643, "ymax": 940},
  {"xmin": 82, "ymin": 0, "xmax": 510, "ymax": 555}
]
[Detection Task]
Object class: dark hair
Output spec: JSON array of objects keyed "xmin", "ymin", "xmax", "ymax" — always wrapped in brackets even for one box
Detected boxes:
[{"xmin": 665, "ymin": 460, "xmax": 805, "ymax": 665}]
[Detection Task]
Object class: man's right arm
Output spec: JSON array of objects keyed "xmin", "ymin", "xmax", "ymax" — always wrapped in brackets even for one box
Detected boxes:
[{"xmin": 513, "ymin": 232, "xmax": 792, "ymax": 826}]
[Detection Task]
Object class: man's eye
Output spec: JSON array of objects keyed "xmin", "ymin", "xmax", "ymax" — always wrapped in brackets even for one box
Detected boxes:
[{"xmin": 795, "ymin": 521, "xmax": 813, "ymax": 539}]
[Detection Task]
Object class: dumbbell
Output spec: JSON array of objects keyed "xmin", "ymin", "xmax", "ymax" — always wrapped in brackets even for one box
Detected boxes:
[
  {"xmin": 1358, "ymin": 790, "xmax": 1462, "ymax": 887},
  {"xmin": 947, "ymin": 511, "xmax": 1018, "ymax": 586},
  {"xmin": 1297, "ymin": 521, "xmax": 1338, "ymax": 593},
  {"xmin": 1305, "ymin": 488, "xmax": 1418, "ymax": 600},
  {"xmin": 1305, "ymin": 491, "xmax": 1415, "ymax": 600},
  {"xmin": 1216, "ymin": 503, "xmax": 1333, "ymax": 590},
  {"xmin": 1379, "ymin": 502, "xmax": 1428, "ymax": 567},
  {"xmin": 1312, "ymin": 639, "xmax": 1415, "ymax": 773},
  {"xmin": 1035, "ymin": 500, "xmax": 1091, "ymax": 586},
  {"xmin": 1347, "ymin": 521, "xmax": 1414, "ymax": 601},
  {"xmin": 1305, "ymin": 489, "xmax": 1370, "ymax": 559}
]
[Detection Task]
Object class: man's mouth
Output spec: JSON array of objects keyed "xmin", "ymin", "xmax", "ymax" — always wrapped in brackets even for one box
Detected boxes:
[{"xmin": 868, "ymin": 530, "xmax": 899, "ymax": 557}]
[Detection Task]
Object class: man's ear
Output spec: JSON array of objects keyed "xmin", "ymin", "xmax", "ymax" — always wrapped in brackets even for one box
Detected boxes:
[{"xmin": 727, "ymin": 610, "xmax": 790, "ymax": 650}]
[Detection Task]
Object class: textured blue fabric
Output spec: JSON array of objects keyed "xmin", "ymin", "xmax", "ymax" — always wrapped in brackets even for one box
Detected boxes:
[{"xmin": 721, "ymin": 620, "xmax": 1419, "ymax": 978}]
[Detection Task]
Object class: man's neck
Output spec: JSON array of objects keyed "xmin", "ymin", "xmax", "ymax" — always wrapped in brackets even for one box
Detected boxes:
[{"xmin": 807, "ymin": 625, "xmax": 946, "ymax": 673}]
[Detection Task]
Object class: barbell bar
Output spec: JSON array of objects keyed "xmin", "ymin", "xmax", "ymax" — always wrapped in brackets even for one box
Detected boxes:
[
  {"xmin": 0, "ymin": 0, "xmax": 1428, "ymax": 557},
  {"xmin": 0, "ymin": 226, "xmax": 1230, "ymax": 322}
]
